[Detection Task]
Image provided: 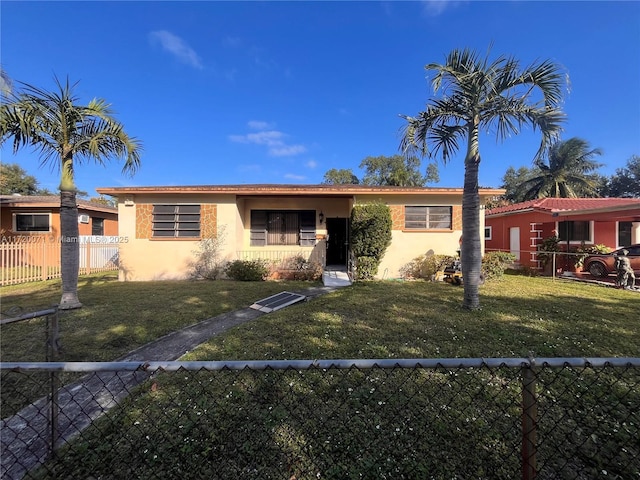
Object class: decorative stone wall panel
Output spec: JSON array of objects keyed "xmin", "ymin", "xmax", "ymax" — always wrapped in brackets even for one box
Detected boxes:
[{"xmin": 136, "ymin": 204, "xmax": 153, "ymax": 239}]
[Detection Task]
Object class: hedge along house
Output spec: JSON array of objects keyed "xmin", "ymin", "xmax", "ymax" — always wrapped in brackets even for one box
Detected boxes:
[
  {"xmin": 96, "ymin": 184, "xmax": 504, "ymax": 281},
  {"xmin": 485, "ymin": 197, "xmax": 640, "ymax": 272}
]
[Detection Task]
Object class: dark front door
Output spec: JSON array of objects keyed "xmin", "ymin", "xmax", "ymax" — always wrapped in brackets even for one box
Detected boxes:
[{"xmin": 326, "ymin": 218, "xmax": 349, "ymax": 266}]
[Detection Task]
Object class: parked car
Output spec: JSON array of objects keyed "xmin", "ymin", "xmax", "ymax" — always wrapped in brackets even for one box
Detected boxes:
[{"xmin": 583, "ymin": 244, "xmax": 640, "ymax": 278}]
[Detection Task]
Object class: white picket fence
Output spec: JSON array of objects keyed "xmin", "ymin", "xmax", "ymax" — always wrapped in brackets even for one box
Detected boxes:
[{"xmin": 0, "ymin": 236, "xmax": 119, "ymax": 286}]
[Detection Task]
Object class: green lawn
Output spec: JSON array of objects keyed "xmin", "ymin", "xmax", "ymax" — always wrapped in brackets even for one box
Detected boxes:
[
  {"xmin": 2, "ymin": 273, "xmax": 639, "ymax": 479},
  {"xmin": 2, "ymin": 272, "xmax": 638, "ymax": 363}
]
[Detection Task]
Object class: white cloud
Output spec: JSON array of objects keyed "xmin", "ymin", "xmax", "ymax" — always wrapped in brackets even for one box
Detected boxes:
[
  {"xmin": 305, "ymin": 160, "xmax": 317, "ymax": 169},
  {"xmin": 229, "ymin": 124, "xmax": 307, "ymax": 157},
  {"xmin": 149, "ymin": 30, "xmax": 203, "ymax": 69},
  {"xmin": 421, "ymin": 0, "xmax": 466, "ymax": 16},
  {"xmin": 284, "ymin": 173, "xmax": 306, "ymax": 181},
  {"xmin": 247, "ymin": 120, "xmax": 273, "ymax": 130}
]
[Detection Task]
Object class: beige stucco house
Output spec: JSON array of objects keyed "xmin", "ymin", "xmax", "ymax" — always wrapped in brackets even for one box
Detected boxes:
[{"xmin": 96, "ymin": 184, "xmax": 503, "ymax": 281}]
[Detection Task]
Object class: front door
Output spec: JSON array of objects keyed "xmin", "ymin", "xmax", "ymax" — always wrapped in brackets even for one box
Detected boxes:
[
  {"xmin": 509, "ymin": 227, "xmax": 521, "ymax": 261},
  {"xmin": 326, "ymin": 218, "xmax": 349, "ymax": 266}
]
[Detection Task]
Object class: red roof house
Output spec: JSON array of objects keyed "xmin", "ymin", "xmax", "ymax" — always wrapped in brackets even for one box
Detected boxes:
[{"xmin": 485, "ymin": 198, "xmax": 640, "ymax": 271}]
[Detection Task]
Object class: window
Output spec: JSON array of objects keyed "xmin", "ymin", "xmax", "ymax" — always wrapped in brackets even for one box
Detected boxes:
[
  {"xmin": 404, "ymin": 206, "xmax": 452, "ymax": 230},
  {"xmin": 15, "ymin": 213, "xmax": 50, "ymax": 232},
  {"xmin": 484, "ymin": 226, "xmax": 492, "ymax": 240},
  {"xmin": 251, "ymin": 210, "xmax": 316, "ymax": 246},
  {"xmin": 152, "ymin": 205, "xmax": 200, "ymax": 238},
  {"xmin": 92, "ymin": 217, "xmax": 104, "ymax": 236},
  {"xmin": 557, "ymin": 221, "xmax": 591, "ymax": 242},
  {"xmin": 618, "ymin": 222, "xmax": 632, "ymax": 247}
]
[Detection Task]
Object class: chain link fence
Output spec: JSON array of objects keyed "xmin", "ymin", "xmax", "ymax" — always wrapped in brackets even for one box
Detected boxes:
[{"xmin": 1, "ymin": 358, "xmax": 639, "ymax": 480}]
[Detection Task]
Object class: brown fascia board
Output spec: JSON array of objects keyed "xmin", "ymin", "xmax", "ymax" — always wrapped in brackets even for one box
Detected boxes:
[
  {"xmin": 96, "ymin": 184, "xmax": 505, "ymax": 198},
  {"xmin": 0, "ymin": 195, "xmax": 116, "ymax": 214},
  {"xmin": 551, "ymin": 203, "xmax": 640, "ymax": 217}
]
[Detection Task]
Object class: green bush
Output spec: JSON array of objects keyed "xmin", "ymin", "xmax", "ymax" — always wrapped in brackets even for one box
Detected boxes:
[
  {"xmin": 350, "ymin": 203, "xmax": 392, "ymax": 280},
  {"xmin": 275, "ymin": 256, "xmax": 323, "ymax": 281},
  {"xmin": 482, "ymin": 251, "xmax": 516, "ymax": 280},
  {"xmin": 537, "ymin": 235, "xmax": 560, "ymax": 267},
  {"xmin": 400, "ymin": 254, "xmax": 456, "ymax": 280},
  {"xmin": 572, "ymin": 243, "xmax": 611, "ymax": 269},
  {"xmin": 224, "ymin": 260, "xmax": 269, "ymax": 281}
]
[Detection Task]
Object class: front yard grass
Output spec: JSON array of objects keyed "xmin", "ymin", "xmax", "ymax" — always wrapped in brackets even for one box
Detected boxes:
[{"xmin": 3, "ymin": 273, "xmax": 639, "ymax": 479}]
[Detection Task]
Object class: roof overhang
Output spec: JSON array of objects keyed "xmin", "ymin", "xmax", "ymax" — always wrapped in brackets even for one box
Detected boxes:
[{"xmin": 96, "ymin": 184, "xmax": 505, "ymax": 198}]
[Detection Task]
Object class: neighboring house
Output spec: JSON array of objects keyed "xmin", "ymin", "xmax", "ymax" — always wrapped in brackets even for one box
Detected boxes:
[
  {"xmin": 0, "ymin": 195, "xmax": 118, "ymax": 238},
  {"xmin": 95, "ymin": 184, "xmax": 504, "ymax": 281},
  {"xmin": 485, "ymin": 197, "xmax": 640, "ymax": 271}
]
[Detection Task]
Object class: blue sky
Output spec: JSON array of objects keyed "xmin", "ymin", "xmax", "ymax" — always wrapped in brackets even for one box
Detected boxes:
[{"xmin": 2, "ymin": 1, "xmax": 639, "ymax": 197}]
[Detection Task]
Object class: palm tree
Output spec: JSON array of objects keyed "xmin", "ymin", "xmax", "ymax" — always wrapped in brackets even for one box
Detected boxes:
[
  {"xmin": 0, "ymin": 77, "xmax": 142, "ymax": 309},
  {"xmin": 518, "ymin": 137, "xmax": 603, "ymax": 199},
  {"xmin": 400, "ymin": 48, "xmax": 567, "ymax": 309}
]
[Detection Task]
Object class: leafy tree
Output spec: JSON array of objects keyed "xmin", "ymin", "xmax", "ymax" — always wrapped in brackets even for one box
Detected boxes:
[
  {"xmin": 602, "ymin": 155, "xmax": 640, "ymax": 198},
  {"xmin": 360, "ymin": 154, "xmax": 426, "ymax": 186},
  {"xmin": 87, "ymin": 195, "xmax": 117, "ymax": 207},
  {"xmin": 322, "ymin": 168, "xmax": 359, "ymax": 185},
  {"xmin": 400, "ymin": 48, "xmax": 566, "ymax": 309},
  {"xmin": 0, "ymin": 77, "xmax": 142, "ymax": 309},
  {"xmin": 518, "ymin": 137, "xmax": 603, "ymax": 200},
  {"xmin": 499, "ymin": 166, "xmax": 536, "ymax": 203},
  {"xmin": 425, "ymin": 162, "xmax": 440, "ymax": 185},
  {"xmin": 0, "ymin": 162, "xmax": 55, "ymax": 195}
]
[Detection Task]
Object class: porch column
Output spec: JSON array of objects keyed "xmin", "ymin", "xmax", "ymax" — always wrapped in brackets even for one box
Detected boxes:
[{"xmin": 631, "ymin": 222, "xmax": 640, "ymax": 245}]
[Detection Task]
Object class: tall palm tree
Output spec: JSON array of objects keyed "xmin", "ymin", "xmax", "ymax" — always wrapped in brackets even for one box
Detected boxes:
[
  {"xmin": 519, "ymin": 137, "xmax": 603, "ymax": 199},
  {"xmin": 400, "ymin": 48, "xmax": 567, "ymax": 309},
  {"xmin": 0, "ymin": 77, "xmax": 142, "ymax": 309}
]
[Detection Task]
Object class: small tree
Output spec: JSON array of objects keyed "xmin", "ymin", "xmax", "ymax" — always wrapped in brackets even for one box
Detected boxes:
[{"xmin": 350, "ymin": 203, "xmax": 392, "ymax": 280}]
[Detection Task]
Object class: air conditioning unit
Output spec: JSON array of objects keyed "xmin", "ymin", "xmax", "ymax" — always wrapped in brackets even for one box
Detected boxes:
[{"xmin": 78, "ymin": 214, "xmax": 90, "ymax": 224}]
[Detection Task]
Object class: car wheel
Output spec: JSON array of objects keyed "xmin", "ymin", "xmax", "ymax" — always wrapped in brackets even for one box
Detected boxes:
[{"xmin": 588, "ymin": 262, "xmax": 607, "ymax": 278}]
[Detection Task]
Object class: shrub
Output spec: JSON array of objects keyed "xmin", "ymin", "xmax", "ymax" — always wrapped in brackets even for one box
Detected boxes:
[
  {"xmin": 273, "ymin": 255, "xmax": 323, "ymax": 281},
  {"xmin": 189, "ymin": 227, "xmax": 227, "ymax": 280},
  {"xmin": 350, "ymin": 203, "xmax": 392, "ymax": 280},
  {"xmin": 482, "ymin": 251, "xmax": 517, "ymax": 280},
  {"xmin": 537, "ymin": 235, "xmax": 560, "ymax": 267},
  {"xmin": 573, "ymin": 243, "xmax": 611, "ymax": 269},
  {"xmin": 354, "ymin": 256, "xmax": 379, "ymax": 280},
  {"xmin": 400, "ymin": 254, "xmax": 456, "ymax": 280},
  {"xmin": 224, "ymin": 260, "xmax": 269, "ymax": 281}
]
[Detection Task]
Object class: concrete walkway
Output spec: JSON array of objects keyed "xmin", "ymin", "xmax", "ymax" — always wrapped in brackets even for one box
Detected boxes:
[{"xmin": 0, "ymin": 282, "xmax": 348, "ymax": 479}]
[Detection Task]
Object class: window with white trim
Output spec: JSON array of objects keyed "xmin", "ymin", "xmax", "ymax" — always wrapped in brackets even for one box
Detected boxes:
[
  {"xmin": 484, "ymin": 226, "xmax": 492, "ymax": 240},
  {"xmin": 404, "ymin": 206, "xmax": 452, "ymax": 230},
  {"xmin": 557, "ymin": 221, "xmax": 591, "ymax": 242},
  {"xmin": 250, "ymin": 210, "xmax": 316, "ymax": 246},
  {"xmin": 14, "ymin": 213, "xmax": 50, "ymax": 232},
  {"xmin": 152, "ymin": 205, "xmax": 201, "ymax": 238}
]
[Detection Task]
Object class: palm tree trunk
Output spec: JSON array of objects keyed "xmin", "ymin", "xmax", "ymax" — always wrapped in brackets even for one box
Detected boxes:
[
  {"xmin": 461, "ymin": 127, "xmax": 482, "ymax": 310},
  {"xmin": 59, "ymin": 190, "xmax": 82, "ymax": 309}
]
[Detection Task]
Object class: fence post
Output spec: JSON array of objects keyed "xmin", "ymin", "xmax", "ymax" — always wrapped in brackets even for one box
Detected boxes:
[
  {"xmin": 47, "ymin": 306, "xmax": 60, "ymax": 458},
  {"xmin": 521, "ymin": 356, "xmax": 537, "ymax": 480},
  {"xmin": 85, "ymin": 240, "xmax": 92, "ymax": 275}
]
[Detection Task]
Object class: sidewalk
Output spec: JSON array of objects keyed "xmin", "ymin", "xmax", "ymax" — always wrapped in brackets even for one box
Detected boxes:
[{"xmin": 0, "ymin": 283, "xmax": 344, "ymax": 480}]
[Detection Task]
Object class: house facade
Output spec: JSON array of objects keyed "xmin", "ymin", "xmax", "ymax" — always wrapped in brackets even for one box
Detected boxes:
[
  {"xmin": 96, "ymin": 184, "xmax": 504, "ymax": 281},
  {"xmin": 0, "ymin": 195, "xmax": 118, "ymax": 239},
  {"xmin": 485, "ymin": 197, "xmax": 640, "ymax": 271}
]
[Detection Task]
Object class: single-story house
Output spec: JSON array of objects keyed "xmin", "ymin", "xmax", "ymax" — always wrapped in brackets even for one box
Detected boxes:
[
  {"xmin": 1, "ymin": 195, "xmax": 119, "ymax": 278},
  {"xmin": 95, "ymin": 184, "xmax": 504, "ymax": 281},
  {"xmin": 485, "ymin": 197, "xmax": 640, "ymax": 271},
  {"xmin": 0, "ymin": 195, "xmax": 118, "ymax": 238}
]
